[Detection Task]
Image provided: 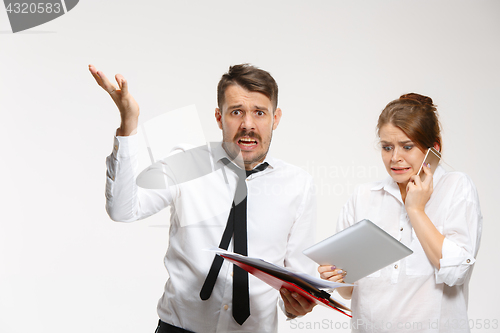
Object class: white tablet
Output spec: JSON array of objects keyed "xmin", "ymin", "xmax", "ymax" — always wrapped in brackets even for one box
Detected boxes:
[{"xmin": 303, "ymin": 219, "xmax": 413, "ymax": 283}]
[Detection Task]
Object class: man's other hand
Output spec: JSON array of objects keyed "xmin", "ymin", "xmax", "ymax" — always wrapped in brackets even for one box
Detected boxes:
[{"xmin": 280, "ymin": 288, "xmax": 316, "ymax": 319}]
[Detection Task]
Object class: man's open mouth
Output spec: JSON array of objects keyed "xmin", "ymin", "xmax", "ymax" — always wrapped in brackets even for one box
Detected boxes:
[{"xmin": 238, "ymin": 137, "xmax": 258, "ymax": 147}]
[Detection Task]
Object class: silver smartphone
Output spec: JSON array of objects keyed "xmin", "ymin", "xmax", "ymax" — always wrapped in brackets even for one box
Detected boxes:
[{"xmin": 417, "ymin": 147, "xmax": 441, "ymax": 182}]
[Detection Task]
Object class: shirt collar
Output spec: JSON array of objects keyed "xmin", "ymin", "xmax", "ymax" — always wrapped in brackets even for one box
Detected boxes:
[
  {"xmin": 209, "ymin": 142, "xmax": 230, "ymax": 163},
  {"xmin": 433, "ymin": 165, "xmax": 445, "ymax": 184},
  {"xmin": 371, "ymin": 176, "xmax": 402, "ymax": 202},
  {"xmin": 370, "ymin": 164, "xmax": 447, "ymax": 201}
]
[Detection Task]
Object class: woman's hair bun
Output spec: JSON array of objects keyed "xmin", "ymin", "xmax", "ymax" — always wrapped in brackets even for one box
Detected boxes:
[
  {"xmin": 378, "ymin": 92, "xmax": 441, "ymax": 152},
  {"xmin": 399, "ymin": 93, "xmax": 434, "ymax": 106}
]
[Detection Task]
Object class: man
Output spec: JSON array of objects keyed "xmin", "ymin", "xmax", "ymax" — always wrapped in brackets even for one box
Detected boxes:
[{"xmin": 89, "ymin": 63, "xmax": 316, "ymax": 333}]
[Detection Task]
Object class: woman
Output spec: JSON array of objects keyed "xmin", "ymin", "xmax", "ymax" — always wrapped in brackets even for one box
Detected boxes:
[{"xmin": 319, "ymin": 93, "xmax": 482, "ymax": 332}]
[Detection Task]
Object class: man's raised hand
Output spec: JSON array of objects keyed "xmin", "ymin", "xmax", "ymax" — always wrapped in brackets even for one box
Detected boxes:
[{"xmin": 89, "ymin": 64, "xmax": 140, "ymax": 136}]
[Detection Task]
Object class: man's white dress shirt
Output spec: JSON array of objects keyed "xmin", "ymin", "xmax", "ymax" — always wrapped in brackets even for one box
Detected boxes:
[
  {"xmin": 338, "ymin": 166, "xmax": 482, "ymax": 333},
  {"xmin": 105, "ymin": 135, "xmax": 316, "ymax": 333}
]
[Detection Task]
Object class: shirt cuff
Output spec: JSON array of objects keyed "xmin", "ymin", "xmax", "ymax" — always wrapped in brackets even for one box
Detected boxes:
[
  {"xmin": 440, "ymin": 238, "xmax": 475, "ymax": 267},
  {"xmin": 112, "ymin": 133, "xmax": 139, "ymax": 159},
  {"xmin": 435, "ymin": 238, "xmax": 475, "ymax": 286}
]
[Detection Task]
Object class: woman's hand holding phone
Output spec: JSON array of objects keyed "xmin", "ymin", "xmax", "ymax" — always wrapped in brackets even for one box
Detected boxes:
[{"xmin": 406, "ymin": 162, "xmax": 434, "ymax": 213}]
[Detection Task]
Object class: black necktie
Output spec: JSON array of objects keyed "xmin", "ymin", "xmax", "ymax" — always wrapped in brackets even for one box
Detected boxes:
[{"xmin": 200, "ymin": 160, "xmax": 269, "ymax": 325}]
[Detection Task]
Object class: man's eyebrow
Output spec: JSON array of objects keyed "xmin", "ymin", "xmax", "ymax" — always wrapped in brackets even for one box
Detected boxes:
[{"xmin": 227, "ymin": 104, "xmax": 270, "ymax": 111}]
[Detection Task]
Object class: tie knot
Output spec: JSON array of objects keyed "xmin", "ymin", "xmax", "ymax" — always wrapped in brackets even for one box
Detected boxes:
[
  {"xmin": 246, "ymin": 162, "xmax": 269, "ymax": 177},
  {"xmin": 221, "ymin": 158, "xmax": 269, "ymax": 179}
]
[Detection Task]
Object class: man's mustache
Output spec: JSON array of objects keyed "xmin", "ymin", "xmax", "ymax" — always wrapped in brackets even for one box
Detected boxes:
[{"xmin": 233, "ymin": 131, "xmax": 262, "ymax": 142}]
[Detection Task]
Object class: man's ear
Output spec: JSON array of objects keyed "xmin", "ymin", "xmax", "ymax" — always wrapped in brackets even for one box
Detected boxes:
[
  {"xmin": 215, "ymin": 108, "xmax": 223, "ymax": 130},
  {"xmin": 272, "ymin": 108, "xmax": 282, "ymax": 130}
]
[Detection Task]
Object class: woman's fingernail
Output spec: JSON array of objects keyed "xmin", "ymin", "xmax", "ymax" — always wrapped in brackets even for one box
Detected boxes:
[
  {"xmin": 331, "ymin": 266, "xmax": 336, "ymax": 270},
  {"xmin": 337, "ymin": 270, "xmax": 343, "ymax": 274},
  {"xmin": 292, "ymin": 293, "xmax": 298, "ymax": 298}
]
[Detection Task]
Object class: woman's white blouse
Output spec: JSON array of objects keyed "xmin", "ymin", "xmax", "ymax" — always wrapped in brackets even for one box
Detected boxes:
[{"xmin": 338, "ymin": 166, "xmax": 482, "ymax": 333}]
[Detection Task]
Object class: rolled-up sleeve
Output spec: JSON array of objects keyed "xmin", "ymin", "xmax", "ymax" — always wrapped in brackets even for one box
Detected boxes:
[{"xmin": 435, "ymin": 174, "xmax": 482, "ymax": 286}]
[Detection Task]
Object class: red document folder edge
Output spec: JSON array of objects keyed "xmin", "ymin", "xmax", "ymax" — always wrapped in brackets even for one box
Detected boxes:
[{"xmin": 221, "ymin": 254, "xmax": 352, "ymax": 318}]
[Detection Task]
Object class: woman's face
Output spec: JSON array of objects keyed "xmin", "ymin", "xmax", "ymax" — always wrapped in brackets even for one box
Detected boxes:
[{"xmin": 379, "ymin": 123, "xmax": 426, "ymax": 186}]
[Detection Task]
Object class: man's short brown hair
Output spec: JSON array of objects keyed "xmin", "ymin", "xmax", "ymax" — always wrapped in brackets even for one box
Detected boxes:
[{"xmin": 217, "ymin": 64, "xmax": 278, "ymax": 112}]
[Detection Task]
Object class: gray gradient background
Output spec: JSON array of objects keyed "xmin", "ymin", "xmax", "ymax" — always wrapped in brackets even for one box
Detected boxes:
[{"xmin": 1, "ymin": 1, "xmax": 499, "ymax": 332}]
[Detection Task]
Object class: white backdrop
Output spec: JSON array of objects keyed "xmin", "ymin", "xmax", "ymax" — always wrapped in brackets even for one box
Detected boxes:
[{"xmin": 1, "ymin": 1, "xmax": 499, "ymax": 332}]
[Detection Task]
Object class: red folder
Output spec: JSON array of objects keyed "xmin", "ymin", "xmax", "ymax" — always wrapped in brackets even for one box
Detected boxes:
[{"xmin": 219, "ymin": 252, "xmax": 352, "ymax": 317}]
